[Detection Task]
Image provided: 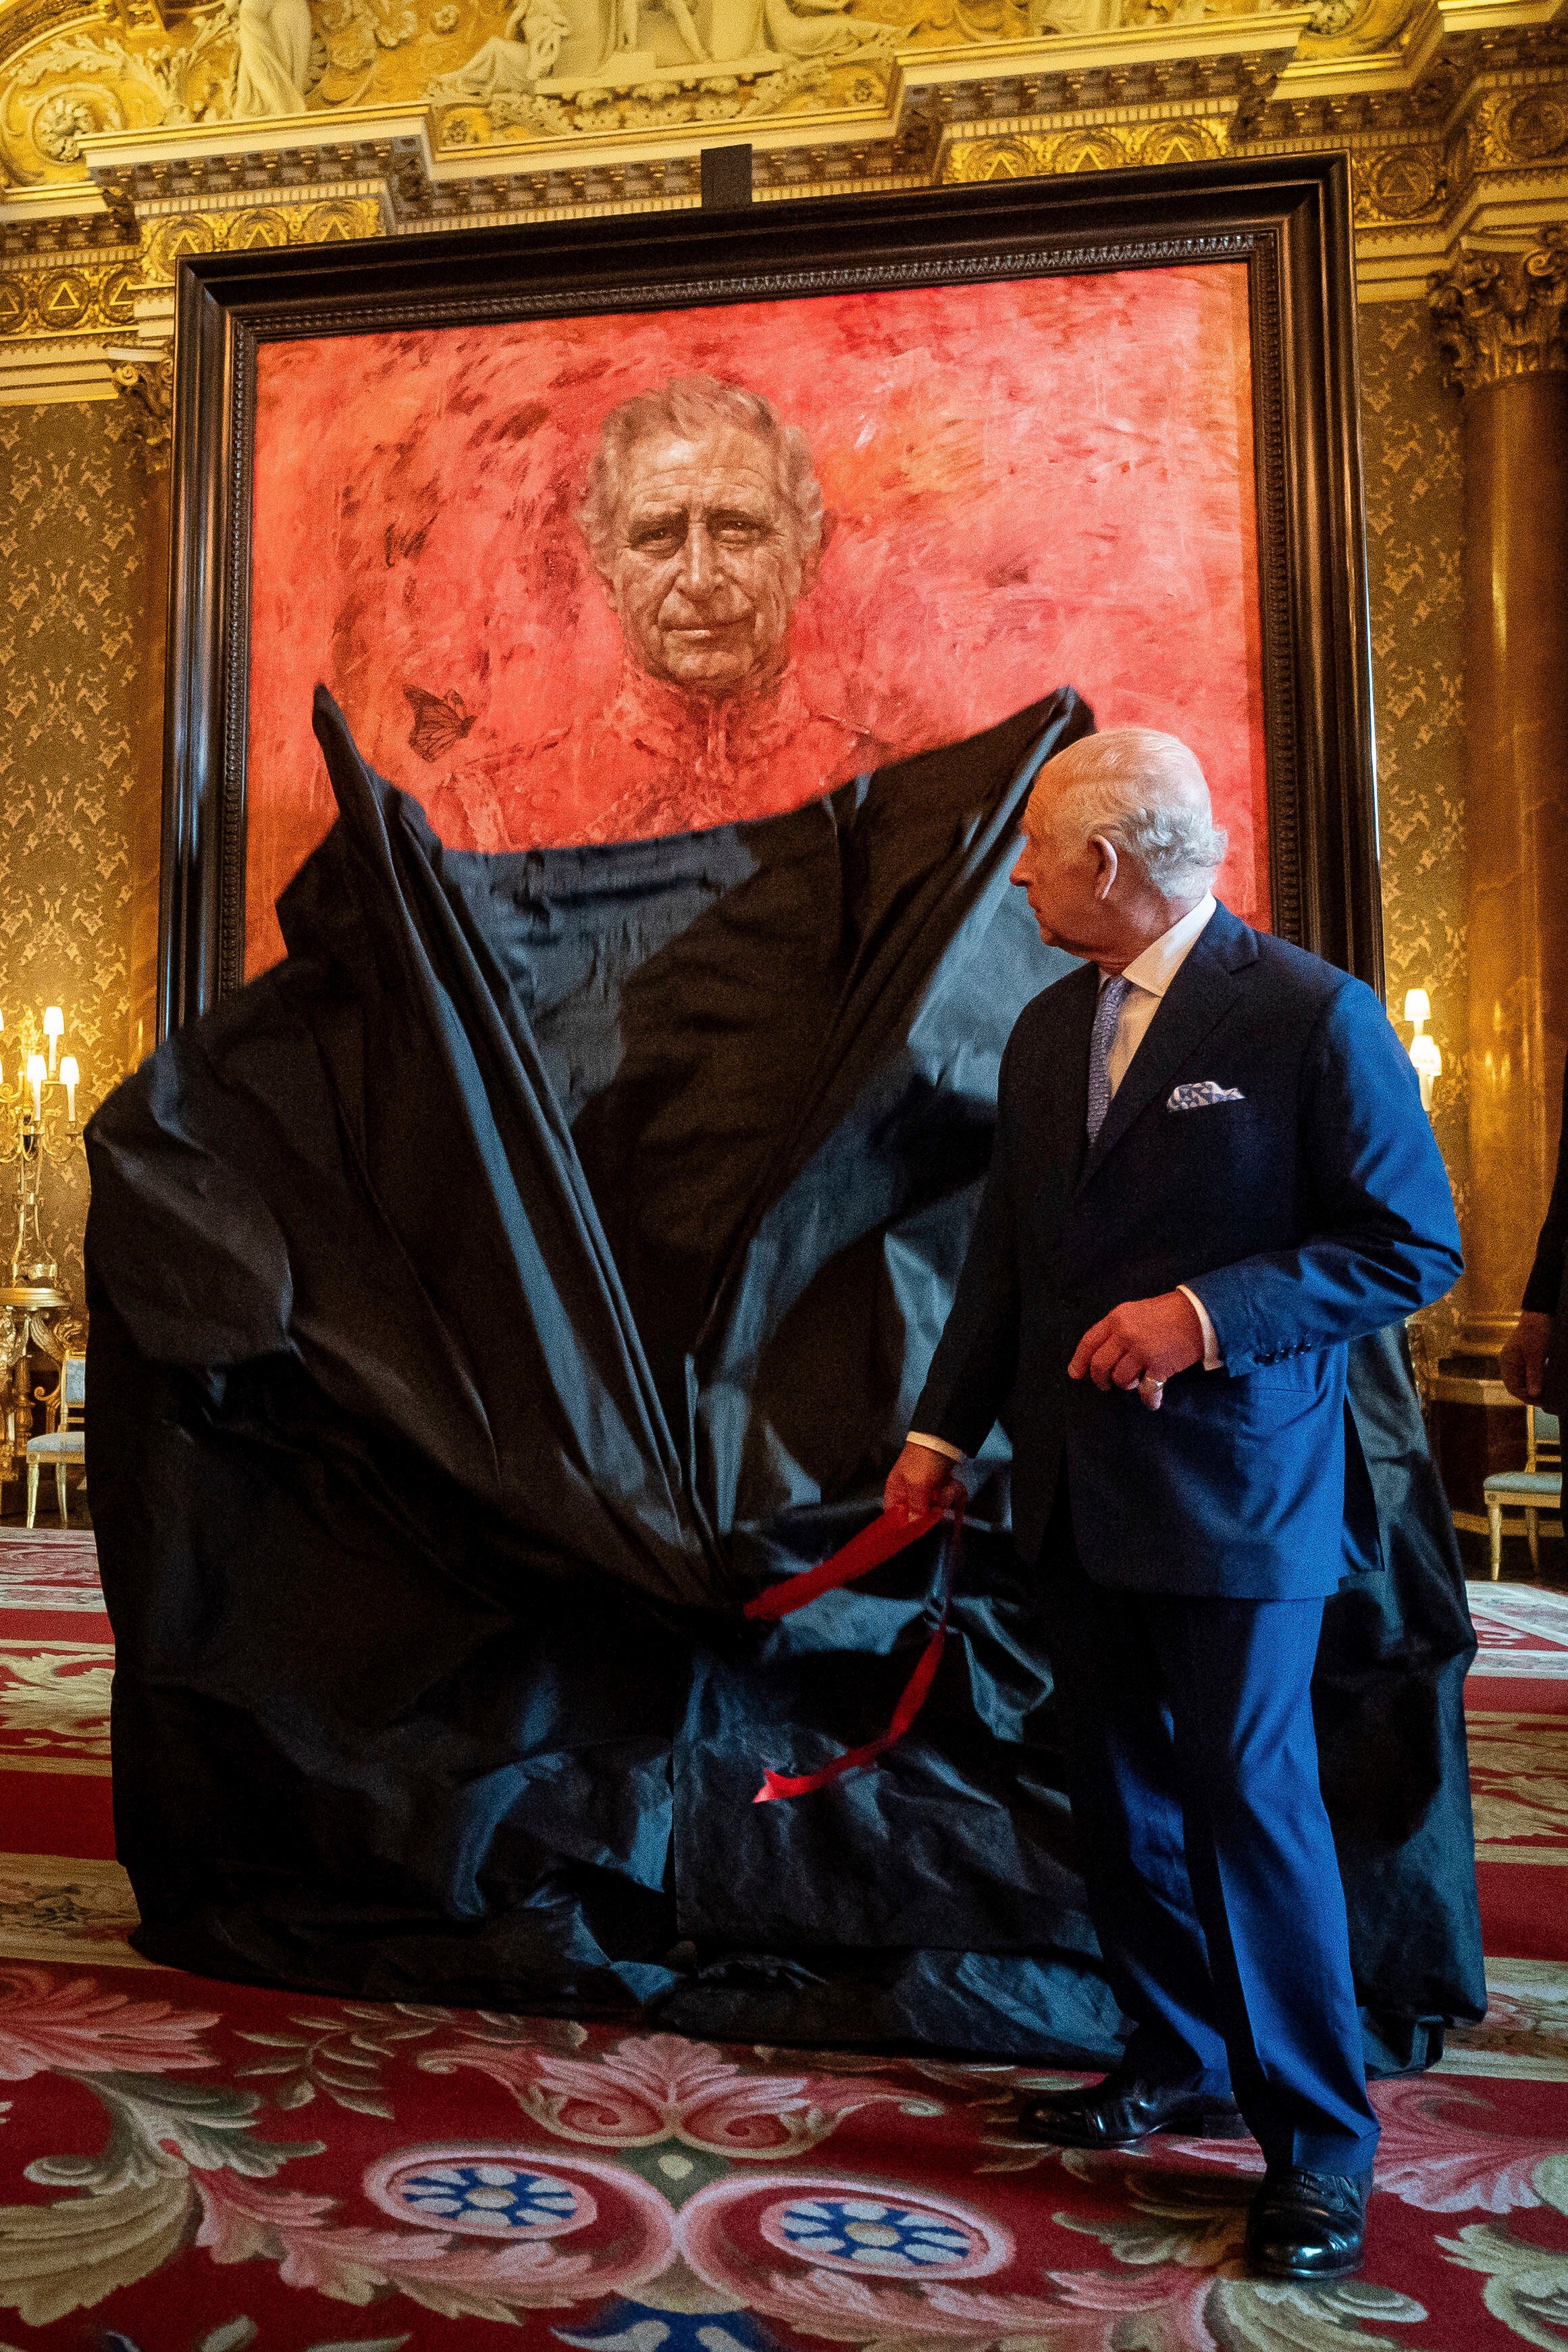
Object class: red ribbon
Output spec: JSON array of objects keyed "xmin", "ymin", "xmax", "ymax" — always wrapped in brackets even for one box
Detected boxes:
[{"xmin": 744, "ymin": 1506, "xmax": 960, "ymax": 1804}]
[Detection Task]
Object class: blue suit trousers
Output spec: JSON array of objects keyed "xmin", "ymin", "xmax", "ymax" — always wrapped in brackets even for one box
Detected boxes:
[{"xmin": 1041, "ymin": 1507, "xmax": 1380, "ymax": 2176}]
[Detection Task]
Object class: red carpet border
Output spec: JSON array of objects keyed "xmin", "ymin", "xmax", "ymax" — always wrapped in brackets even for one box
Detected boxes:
[{"xmin": 0, "ymin": 1530, "xmax": 1563, "ymax": 2351}]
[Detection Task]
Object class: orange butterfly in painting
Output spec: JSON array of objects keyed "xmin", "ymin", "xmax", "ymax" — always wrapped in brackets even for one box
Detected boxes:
[{"xmin": 403, "ymin": 685, "xmax": 477, "ymax": 764}]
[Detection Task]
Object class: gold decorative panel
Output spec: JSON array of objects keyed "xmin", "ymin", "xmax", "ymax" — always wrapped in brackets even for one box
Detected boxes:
[
  {"xmin": 941, "ymin": 113, "xmax": 1228, "ymax": 178},
  {"xmin": 0, "ymin": 251, "xmax": 138, "ymax": 338},
  {"xmin": 0, "ymin": 398, "xmax": 161, "ymax": 1305},
  {"xmin": 1359, "ymin": 298, "xmax": 1468, "ymax": 1230}
]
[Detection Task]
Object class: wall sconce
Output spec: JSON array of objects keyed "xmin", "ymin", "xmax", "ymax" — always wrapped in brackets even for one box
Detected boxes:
[{"xmin": 1404, "ymin": 989, "xmax": 1442, "ymax": 1114}]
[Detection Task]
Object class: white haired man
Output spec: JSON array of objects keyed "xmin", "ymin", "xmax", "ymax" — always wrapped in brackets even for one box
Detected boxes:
[
  {"xmin": 886, "ymin": 729, "xmax": 1463, "ymax": 2281},
  {"xmin": 429, "ymin": 375, "xmax": 881, "ymax": 851}
]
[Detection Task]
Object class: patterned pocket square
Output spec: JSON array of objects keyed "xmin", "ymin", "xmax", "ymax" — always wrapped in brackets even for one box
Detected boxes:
[{"xmin": 1168, "ymin": 1081, "xmax": 1246, "ymax": 1111}]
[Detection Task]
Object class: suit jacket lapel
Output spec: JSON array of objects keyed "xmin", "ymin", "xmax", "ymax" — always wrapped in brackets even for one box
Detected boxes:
[{"xmin": 1078, "ymin": 922, "xmax": 1251, "ymax": 1187}]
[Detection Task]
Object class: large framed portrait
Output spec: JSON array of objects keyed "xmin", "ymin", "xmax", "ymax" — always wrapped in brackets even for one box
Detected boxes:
[{"xmin": 160, "ymin": 157, "xmax": 1376, "ymax": 1026}]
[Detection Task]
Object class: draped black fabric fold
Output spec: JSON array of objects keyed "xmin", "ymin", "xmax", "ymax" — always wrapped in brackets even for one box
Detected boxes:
[{"xmin": 84, "ymin": 685, "xmax": 1484, "ymax": 2061}]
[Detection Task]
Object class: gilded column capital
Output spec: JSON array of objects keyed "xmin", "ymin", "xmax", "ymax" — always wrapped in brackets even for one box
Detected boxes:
[
  {"xmin": 106, "ymin": 349, "xmax": 171, "ymax": 461},
  {"xmin": 1429, "ymin": 229, "xmax": 1568, "ymax": 398}
]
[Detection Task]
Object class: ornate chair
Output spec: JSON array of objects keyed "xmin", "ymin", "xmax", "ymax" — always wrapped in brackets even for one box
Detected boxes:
[
  {"xmin": 26, "ymin": 1349, "xmax": 85, "ymax": 1528},
  {"xmin": 1482, "ymin": 1406, "xmax": 1561, "ymax": 1581}
]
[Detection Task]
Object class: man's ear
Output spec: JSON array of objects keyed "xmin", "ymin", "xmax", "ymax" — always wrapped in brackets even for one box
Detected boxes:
[{"xmin": 1089, "ymin": 835, "xmax": 1120, "ymax": 901}]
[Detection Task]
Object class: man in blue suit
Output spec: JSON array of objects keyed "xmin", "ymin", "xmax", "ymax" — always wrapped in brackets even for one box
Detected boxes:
[{"xmin": 886, "ymin": 727, "xmax": 1463, "ymax": 2282}]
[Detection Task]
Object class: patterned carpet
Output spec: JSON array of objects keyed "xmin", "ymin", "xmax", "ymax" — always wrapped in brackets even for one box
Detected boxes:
[{"xmin": 0, "ymin": 1530, "xmax": 1564, "ymax": 2351}]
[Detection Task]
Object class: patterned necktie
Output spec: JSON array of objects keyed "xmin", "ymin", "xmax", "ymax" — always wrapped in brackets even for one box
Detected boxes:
[{"xmin": 1086, "ymin": 974, "xmax": 1132, "ymax": 1144}]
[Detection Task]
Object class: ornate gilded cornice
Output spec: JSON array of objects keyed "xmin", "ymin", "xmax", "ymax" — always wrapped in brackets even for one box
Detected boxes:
[
  {"xmin": 0, "ymin": 0, "xmax": 1564, "ymax": 392},
  {"xmin": 1429, "ymin": 219, "xmax": 1568, "ymax": 383},
  {"xmin": 0, "ymin": 240, "xmax": 136, "ymax": 332}
]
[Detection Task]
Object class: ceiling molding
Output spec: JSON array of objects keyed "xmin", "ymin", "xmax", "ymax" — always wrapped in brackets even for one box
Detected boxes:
[{"xmin": 0, "ymin": 0, "xmax": 1563, "ymax": 334}]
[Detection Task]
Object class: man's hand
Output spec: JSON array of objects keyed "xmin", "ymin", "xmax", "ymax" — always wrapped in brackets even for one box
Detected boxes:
[
  {"xmin": 1069, "ymin": 1290, "xmax": 1205, "ymax": 1411},
  {"xmin": 1501, "ymin": 1310, "xmax": 1553, "ymax": 1403},
  {"xmin": 884, "ymin": 1441, "xmax": 967, "ymax": 1522}
]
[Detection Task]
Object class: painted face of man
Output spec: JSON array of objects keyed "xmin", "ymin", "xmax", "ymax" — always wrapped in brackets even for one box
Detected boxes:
[{"xmin": 602, "ymin": 423, "xmax": 813, "ymax": 696}]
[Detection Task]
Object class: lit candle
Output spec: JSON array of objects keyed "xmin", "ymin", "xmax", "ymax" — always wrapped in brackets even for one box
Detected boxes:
[
  {"xmin": 1410, "ymin": 1031, "xmax": 1442, "ymax": 1115},
  {"xmin": 59, "ymin": 1055, "xmax": 78, "ymax": 1128},
  {"xmin": 43, "ymin": 1008, "xmax": 62, "ymax": 1076},
  {"xmin": 25, "ymin": 1054, "xmax": 44, "ymax": 1122}
]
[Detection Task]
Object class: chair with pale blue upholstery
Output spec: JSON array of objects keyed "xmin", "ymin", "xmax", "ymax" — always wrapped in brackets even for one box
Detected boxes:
[
  {"xmin": 1482, "ymin": 1405, "xmax": 1561, "ymax": 1580},
  {"xmin": 27, "ymin": 1349, "xmax": 84, "ymax": 1529}
]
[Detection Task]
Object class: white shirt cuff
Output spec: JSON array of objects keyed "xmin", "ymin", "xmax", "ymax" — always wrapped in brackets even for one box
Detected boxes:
[
  {"xmin": 907, "ymin": 1431, "xmax": 966, "ymax": 1461},
  {"xmin": 1178, "ymin": 1285, "xmax": 1224, "ymax": 1371}
]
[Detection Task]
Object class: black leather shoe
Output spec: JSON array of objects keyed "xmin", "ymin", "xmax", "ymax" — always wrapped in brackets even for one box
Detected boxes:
[
  {"xmin": 1245, "ymin": 2168, "xmax": 1369, "ymax": 2280},
  {"xmin": 1018, "ymin": 2075, "xmax": 1249, "ymax": 2149}
]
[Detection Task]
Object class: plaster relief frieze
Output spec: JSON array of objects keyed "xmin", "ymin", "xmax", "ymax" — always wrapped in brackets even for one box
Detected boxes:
[
  {"xmin": 1295, "ymin": 0, "xmax": 1415, "ymax": 56},
  {"xmin": 0, "ymin": 0, "xmax": 1557, "ymax": 306},
  {"xmin": 132, "ymin": 187, "xmax": 377, "ymax": 272},
  {"xmin": 0, "ymin": 0, "xmax": 93, "ymax": 73},
  {"xmin": 0, "ymin": 12, "xmax": 242, "ymax": 190},
  {"xmin": 0, "ymin": 0, "xmax": 1426, "ymax": 179},
  {"xmin": 940, "ymin": 105, "xmax": 1228, "ymax": 172}
]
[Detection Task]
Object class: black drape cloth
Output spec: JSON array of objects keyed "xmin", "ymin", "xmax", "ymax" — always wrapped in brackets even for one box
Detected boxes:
[{"xmin": 85, "ymin": 686, "xmax": 1484, "ymax": 2066}]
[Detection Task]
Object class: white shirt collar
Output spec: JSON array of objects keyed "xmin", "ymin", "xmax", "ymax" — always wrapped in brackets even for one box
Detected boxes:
[{"xmin": 1102, "ymin": 893, "xmax": 1218, "ymax": 998}]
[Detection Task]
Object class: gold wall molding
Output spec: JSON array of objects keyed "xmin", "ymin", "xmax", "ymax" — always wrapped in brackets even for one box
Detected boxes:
[
  {"xmin": 941, "ymin": 110, "xmax": 1230, "ymax": 174},
  {"xmin": 1429, "ymin": 217, "xmax": 1568, "ymax": 383},
  {"xmin": 0, "ymin": 243, "xmax": 138, "ymax": 334}
]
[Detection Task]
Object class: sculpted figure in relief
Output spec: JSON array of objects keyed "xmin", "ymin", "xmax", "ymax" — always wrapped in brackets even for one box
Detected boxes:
[
  {"xmin": 430, "ymin": 0, "xmax": 884, "ymax": 99},
  {"xmin": 232, "ymin": 0, "xmax": 313, "ymax": 113},
  {"xmin": 427, "ymin": 0, "xmax": 567, "ymax": 103}
]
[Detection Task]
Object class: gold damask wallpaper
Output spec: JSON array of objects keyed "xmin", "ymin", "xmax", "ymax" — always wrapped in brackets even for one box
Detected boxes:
[
  {"xmin": 0, "ymin": 397, "xmax": 162, "ymax": 1309},
  {"xmin": 1358, "ymin": 299, "xmax": 1469, "ymax": 1244},
  {"xmin": 0, "ymin": 312, "xmax": 1471, "ymax": 1313}
]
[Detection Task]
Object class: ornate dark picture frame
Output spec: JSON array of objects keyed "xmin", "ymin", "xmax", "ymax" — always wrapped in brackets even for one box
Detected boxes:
[{"xmin": 160, "ymin": 156, "xmax": 1376, "ymax": 1033}]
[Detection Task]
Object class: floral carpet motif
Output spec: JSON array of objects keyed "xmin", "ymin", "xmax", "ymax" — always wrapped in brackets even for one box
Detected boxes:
[
  {"xmin": 1468, "ymin": 1587, "xmax": 1568, "ymax": 1680},
  {"xmin": 0, "ymin": 1640, "xmax": 112, "ymax": 1769},
  {"xmin": 0, "ymin": 1544, "xmax": 1561, "ymax": 2351},
  {"xmin": 0, "ymin": 1529, "xmax": 107, "ymax": 1617}
]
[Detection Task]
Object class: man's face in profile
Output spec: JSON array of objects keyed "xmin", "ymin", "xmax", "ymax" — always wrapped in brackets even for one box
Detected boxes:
[{"xmin": 600, "ymin": 422, "xmax": 815, "ymax": 696}]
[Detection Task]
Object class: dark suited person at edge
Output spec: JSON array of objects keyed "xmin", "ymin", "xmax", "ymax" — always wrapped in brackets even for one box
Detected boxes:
[
  {"xmin": 1500, "ymin": 1051, "xmax": 1568, "ymax": 1412},
  {"xmin": 885, "ymin": 729, "xmax": 1463, "ymax": 2282}
]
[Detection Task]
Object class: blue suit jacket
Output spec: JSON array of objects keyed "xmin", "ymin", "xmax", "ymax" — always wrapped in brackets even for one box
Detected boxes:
[{"xmin": 911, "ymin": 904, "xmax": 1464, "ymax": 1598}]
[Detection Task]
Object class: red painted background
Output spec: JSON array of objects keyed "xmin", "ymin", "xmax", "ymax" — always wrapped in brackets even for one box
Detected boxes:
[{"xmin": 246, "ymin": 263, "xmax": 1267, "ymax": 975}]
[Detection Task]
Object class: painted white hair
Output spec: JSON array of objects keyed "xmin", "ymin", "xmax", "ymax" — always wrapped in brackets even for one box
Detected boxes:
[
  {"xmin": 1030, "ymin": 727, "xmax": 1228, "ymax": 898},
  {"xmin": 577, "ymin": 375, "xmax": 825, "ymax": 574}
]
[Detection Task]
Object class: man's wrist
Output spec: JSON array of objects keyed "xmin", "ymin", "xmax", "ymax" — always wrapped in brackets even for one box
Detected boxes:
[
  {"xmin": 907, "ymin": 1431, "xmax": 966, "ymax": 1462},
  {"xmin": 1176, "ymin": 1285, "xmax": 1223, "ymax": 1371}
]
